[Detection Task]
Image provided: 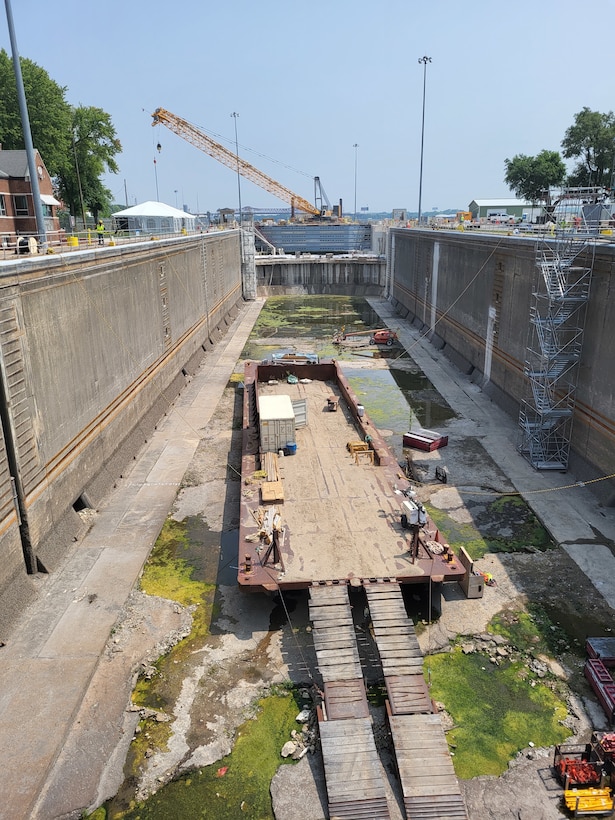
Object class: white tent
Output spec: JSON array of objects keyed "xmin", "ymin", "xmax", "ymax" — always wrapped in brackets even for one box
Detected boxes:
[{"xmin": 112, "ymin": 201, "xmax": 196, "ymax": 235}]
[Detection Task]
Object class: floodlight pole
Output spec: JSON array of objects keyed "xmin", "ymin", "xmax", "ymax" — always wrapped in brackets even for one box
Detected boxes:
[
  {"xmin": 417, "ymin": 55, "xmax": 432, "ymax": 227},
  {"xmin": 4, "ymin": 0, "xmax": 47, "ymax": 250},
  {"xmin": 231, "ymin": 112, "xmax": 242, "ymax": 226},
  {"xmin": 353, "ymin": 144, "xmax": 359, "ymax": 223}
]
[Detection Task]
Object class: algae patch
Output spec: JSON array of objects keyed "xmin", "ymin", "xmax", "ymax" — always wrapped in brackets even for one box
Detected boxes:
[
  {"xmin": 427, "ymin": 646, "xmax": 570, "ymax": 779},
  {"xmin": 116, "ymin": 688, "xmax": 301, "ymax": 820},
  {"xmin": 426, "ymin": 495, "xmax": 553, "ymax": 560}
]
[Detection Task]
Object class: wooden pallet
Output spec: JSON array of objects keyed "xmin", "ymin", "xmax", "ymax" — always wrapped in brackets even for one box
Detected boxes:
[{"xmin": 564, "ymin": 787, "xmax": 614, "ymax": 816}]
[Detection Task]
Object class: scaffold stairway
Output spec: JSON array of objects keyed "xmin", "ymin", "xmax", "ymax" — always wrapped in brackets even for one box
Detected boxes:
[{"xmin": 518, "ymin": 187, "xmax": 598, "ymax": 470}]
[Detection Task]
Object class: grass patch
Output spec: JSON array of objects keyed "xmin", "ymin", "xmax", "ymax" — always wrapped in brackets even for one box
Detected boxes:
[
  {"xmin": 115, "ymin": 688, "xmax": 302, "ymax": 820},
  {"xmin": 426, "ymin": 648, "xmax": 570, "ymax": 779}
]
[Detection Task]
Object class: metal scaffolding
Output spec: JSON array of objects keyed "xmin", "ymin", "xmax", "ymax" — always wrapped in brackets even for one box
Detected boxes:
[{"xmin": 517, "ymin": 187, "xmax": 605, "ymax": 470}]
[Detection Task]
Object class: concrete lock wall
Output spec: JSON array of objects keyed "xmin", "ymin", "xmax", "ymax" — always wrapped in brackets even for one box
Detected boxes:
[
  {"xmin": 255, "ymin": 255, "xmax": 387, "ymax": 295},
  {"xmin": 389, "ymin": 228, "xmax": 615, "ymax": 503},
  {"xmin": 0, "ymin": 231, "xmax": 243, "ymax": 615}
]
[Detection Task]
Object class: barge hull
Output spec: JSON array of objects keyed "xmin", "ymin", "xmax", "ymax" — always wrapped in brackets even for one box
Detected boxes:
[{"xmin": 239, "ymin": 360, "xmax": 463, "ymax": 592}]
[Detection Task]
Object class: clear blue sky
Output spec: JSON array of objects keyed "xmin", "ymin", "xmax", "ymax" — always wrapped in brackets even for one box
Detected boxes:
[{"xmin": 3, "ymin": 0, "xmax": 615, "ymax": 215}]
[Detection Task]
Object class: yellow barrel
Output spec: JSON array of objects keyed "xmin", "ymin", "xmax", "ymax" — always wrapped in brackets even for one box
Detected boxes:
[{"xmin": 66, "ymin": 236, "xmax": 79, "ymax": 247}]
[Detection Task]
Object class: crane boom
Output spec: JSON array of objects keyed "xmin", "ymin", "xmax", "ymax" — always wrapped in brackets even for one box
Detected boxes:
[{"xmin": 152, "ymin": 107, "xmax": 320, "ymax": 216}]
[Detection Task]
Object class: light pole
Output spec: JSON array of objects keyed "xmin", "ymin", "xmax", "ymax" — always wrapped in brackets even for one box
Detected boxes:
[
  {"xmin": 353, "ymin": 144, "xmax": 359, "ymax": 223},
  {"xmin": 174, "ymin": 189, "xmax": 178, "ymax": 209},
  {"xmin": 4, "ymin": 0, "xmax": 47, "ymax": 250},
  {"xmin": 417, "ymin": 55, "xmax": 431, "ymax": 227},
  {"xmin": 230, "ymin": 112, "xmax": 242, "ymax": 226}
]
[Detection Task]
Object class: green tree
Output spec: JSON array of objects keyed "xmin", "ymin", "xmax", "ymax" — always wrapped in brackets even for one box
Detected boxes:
[
  {"xmin": 0, "ymin": 50, "xmax": 121, "ymax": 219},
  {"xmin": 0, "ymin": 49, "xmax": 72, "ymax": 174},
  {"xmin": 561, "ymin": 107, "xmax": 615, "ymax": 188},
  {"xmin": 504, "ymin": 150, "xmax": 567, "ymax": 204},
  {"xmin": 56, "ymin": 106, "xmax": 122, "ymax": 221}
]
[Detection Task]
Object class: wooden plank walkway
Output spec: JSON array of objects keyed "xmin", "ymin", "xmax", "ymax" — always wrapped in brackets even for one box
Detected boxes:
[
  {"xmin": 367, "ymin": 583, "xmax": 468, "ymax": 819},
  {"xmin": 389, "ymin": 714, "xmax": 468, "ymax": 820},
  {"xmin": 366, "ymin": 584, "xmax": 424, "ymax": 677},
  {"xmin": 320, "ymin": 718, "xmax": 390, "ymax": 820},
  {"xmin": 309, "ymin": 585, "xmax": 362, "ymax": 682},
  {"xmin": 309, "ymin": 583, "xmax": 467, "ymax": 820},
  {"xmin": 309, "ymin": 585, "xmax": 390, "ymax": 819}
]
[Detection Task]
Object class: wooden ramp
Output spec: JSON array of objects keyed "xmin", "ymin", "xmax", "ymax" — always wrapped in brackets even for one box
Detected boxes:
[
  {"xmin": 366, "ymin": 583, "xmax": 424, "ymax": 676},
  {"xmin": 366, "ymin": 583, "xmax": 468, "ymax": 819},
  {"xmin": 389, "ymin": 714, "xmax": 468, "ymax": 820},
  {"xmin": 309, "ymin": 585, "xmax": 390, "ymax": 819},
  {"xmin": 309, "ymin": 585, "xmax": 362, "ymax": 682},
  {"xmin": 366, "ymin": 583, "xmax": 432, "ymax": 715},
  {"xmin": 320, "ymin": 719, "xmax": 390, "ymax": 820}
]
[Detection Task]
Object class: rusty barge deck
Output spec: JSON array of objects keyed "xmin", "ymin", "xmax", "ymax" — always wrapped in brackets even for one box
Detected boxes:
[{"xmin": 238, "ymin": 359, "xmax": 464, "ymax": 592}]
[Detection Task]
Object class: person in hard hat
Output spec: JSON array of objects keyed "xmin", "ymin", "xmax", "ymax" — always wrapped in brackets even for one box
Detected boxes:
[{"xmin": 96, "ymin": 219, "xmax": 105, "ymax": 246}]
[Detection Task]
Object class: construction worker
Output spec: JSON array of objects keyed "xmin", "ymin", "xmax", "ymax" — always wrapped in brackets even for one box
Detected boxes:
[
  {"xmin": 408, "ymin": 503, "xmax": 428, "ymax": 561},
  {"xmin": 96, "ymin": 219, "xmax": 105, "ymax": 245}
]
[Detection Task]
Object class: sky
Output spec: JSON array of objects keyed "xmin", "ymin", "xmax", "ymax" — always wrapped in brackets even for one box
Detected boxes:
[{"xmin": 2, "ymin": 0, "xmax": 615, "ymax": 216}]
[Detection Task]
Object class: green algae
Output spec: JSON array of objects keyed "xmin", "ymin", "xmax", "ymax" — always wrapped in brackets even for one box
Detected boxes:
[
  {"xmin": 113, "ymin": 688, "xmax": 301, "ymax": 820},
  {"xmin": 426, "ymin": 646, "xmax": 570, "ymax": 779},
  {"xmin": 139, "ymin": 517, "xmax": 216, "ymax": 648},
  {"xmin": 426, "ymin": 495, "xmax": 554, "ymax": 560},
  {"xmin": 102, "ymin": 517, "xmax": 304, "ymax": 820},
  {"xmin": 346, "ymin": 369, "xmax": 415, "ymax": 433},
  {"xmin": 489, "ymin": 604, "xmax": 581, "ymax": 660}
]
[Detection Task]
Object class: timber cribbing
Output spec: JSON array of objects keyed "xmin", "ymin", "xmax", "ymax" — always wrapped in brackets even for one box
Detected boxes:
[{"xmin": 309, "ymin": 582, "xmax": 467, "ymax": 820}]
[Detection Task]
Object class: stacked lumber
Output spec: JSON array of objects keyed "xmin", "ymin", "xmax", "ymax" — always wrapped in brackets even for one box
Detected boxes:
[
  {"xmin": 564, "ymin": 787, "xmax": 614, "ymax": 816},
  {"xmin": 260, "ymin": 451, "xmax": 284, "ymax": 502}
]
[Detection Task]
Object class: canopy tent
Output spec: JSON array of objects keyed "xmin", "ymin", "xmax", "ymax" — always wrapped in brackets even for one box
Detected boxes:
[{"xmin": 112, "ymin": 201, "xmax": 196, "ymax": 234}]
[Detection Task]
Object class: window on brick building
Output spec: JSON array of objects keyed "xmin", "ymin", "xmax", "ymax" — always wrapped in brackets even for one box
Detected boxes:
[{"xmin": 13, "ymin": 195, "xmax": 29, "ymax": 216}]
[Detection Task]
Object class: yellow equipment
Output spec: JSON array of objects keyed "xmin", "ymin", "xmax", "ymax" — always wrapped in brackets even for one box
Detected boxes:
[
  {"xmin": 564, "ymin": 787, "xmax": 614, "ymax": 816},
  {"xmin": 152, "ymin": 107, "xmax": 320, "ymax": 217}
]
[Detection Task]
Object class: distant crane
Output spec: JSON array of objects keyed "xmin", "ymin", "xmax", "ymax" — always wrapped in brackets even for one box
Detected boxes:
[{"xmin": 152, "ymin": 107, "xmax": 325, "ymax": 218}]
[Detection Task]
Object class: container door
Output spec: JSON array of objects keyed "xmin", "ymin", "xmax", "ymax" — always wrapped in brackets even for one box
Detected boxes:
[{"xmin": 292, "ymin": 398, "xmax": 307, "ymax": 428}]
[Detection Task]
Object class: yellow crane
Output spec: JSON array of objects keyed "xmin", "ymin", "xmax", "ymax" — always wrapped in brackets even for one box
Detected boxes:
[{"xmin": 152, "ymin": 107, "xmax": 321, "ymax": 217}]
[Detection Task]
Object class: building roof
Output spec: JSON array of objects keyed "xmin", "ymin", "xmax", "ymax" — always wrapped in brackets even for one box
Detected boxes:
[
  {"xmin": 113, "ymin": 201, "xmax": 194, "ymax": 218},
  {"xmin": 470, "ymin": 198, "xmax": 532, "ymax": 207},
  {"xmin": 0, "ymin": 149, "xmax": 40, "ymax": 178}
]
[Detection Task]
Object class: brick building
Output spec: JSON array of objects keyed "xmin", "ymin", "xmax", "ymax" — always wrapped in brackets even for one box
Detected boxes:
[{"xmin": 0, "ymin": 148, "xmax": 62, "ymax": 250}]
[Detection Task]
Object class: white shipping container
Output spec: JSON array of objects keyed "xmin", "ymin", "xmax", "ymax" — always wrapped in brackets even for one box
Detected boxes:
[{"xmin": 259, "ymin": 394, "xmax": 296, "ymax": 453}]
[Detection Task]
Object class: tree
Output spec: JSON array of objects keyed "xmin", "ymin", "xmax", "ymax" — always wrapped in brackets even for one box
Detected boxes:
[
  {"xmin": 504, "ymin": 150, "xmax": 567, "ymax": 204},
  {"xmin": 0, "ymin": 50, "xmax": 121, "ymax": 219},
  {"xmin": 0, "ymin": 49, "xmax": 72, "ymax": 174},
  {"xmin": 561, "ymin": 107, "xmax": 615, "ymax": 188},
  {"xmin": 56, "ymin": 106, "xmax": 122, "ymax": 220}
]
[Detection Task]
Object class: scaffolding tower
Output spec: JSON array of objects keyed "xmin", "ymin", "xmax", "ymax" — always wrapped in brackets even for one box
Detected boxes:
[{"xmin": 517, "ymin": 187, "xmax": 605, "ymax": 470}]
